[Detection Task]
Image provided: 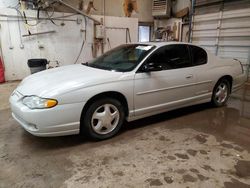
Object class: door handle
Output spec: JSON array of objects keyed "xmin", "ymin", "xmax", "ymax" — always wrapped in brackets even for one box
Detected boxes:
[{"xmin": 186, "ymin": 74, "xmax": 193, "ymax": 79}]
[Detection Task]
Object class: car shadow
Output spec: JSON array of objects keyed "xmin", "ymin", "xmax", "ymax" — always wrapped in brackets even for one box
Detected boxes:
[{"xmin": 122, "ymin": 102, "xmax": 213, "ymax": 131}]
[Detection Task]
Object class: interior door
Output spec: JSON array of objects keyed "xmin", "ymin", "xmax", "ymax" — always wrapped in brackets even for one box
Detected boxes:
[{"xmin": 134, "ymin": 44, "xmax": 197, "ymax": 117}]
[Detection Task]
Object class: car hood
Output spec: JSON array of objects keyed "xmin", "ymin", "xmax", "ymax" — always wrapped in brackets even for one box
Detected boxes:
[{"xmin": 17, "ymin": 64, "xmax": 124, "ymax": 97}]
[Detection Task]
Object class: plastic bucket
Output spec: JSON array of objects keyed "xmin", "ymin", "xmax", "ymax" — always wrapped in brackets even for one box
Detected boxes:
[{"xmin": 27, "ymin": 59, "xmax": 48, "ymax": 74}]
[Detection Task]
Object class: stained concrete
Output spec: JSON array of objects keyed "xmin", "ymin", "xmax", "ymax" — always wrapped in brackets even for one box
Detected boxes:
[
  {"xmin": 0, "ymin": 81, "xmax": 19, "ymax": 111},
  {"xmin": 0, "ymin": 82, "xmax": 250, "ymax": 187}
]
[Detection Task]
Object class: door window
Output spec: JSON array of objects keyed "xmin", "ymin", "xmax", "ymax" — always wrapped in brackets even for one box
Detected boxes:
[{"xmin": 142, "ymin": 44, "xmax": 191, "ymax": 71}]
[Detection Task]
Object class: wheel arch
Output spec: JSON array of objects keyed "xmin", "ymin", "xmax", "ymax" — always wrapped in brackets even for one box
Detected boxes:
[
  {"xmin": 216, "ymin": 75, "xmax": 233, "ymax": 93},
  {"xmin": 80, "ymin": 91, "xmax": 129, "ymax": 126}
]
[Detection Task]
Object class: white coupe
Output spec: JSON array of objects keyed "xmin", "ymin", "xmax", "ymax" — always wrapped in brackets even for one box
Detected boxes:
[{"xmin": 10, "ymin": 42, "xmax": 246, "ymax": 140}]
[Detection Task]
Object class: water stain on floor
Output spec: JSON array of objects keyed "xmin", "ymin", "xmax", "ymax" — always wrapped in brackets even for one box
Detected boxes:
[
  {"xmin": 167, "ymin": 156, "xmax": 176, "ymax": 160},
  {"xmin": 224, "ymin": 178, "xmax": 250, "ymax": 188},
  {"xmin": 175, "ymin": 153, "xmax": 189, "ymax": 159},
  {"xmin": 235, "ymin": 160, "xmax": 250, "ymax": 178},
  {"xmin": 164, "ymin": 176, "xmax": 174, "ymax": 184},
  {"xmin": 195, "ymin": 134, "xmax": 208, "ymax": 144},
  {"xmin": 187, "ymin": 149, "xmax": 198, "ymax": 156},
  {"xmin": 190, "ymin": 168, "xmax": 199, "ymax": 173},
  {"xmin": 197, "ymin": 174, "xmax": 209, "ymax": 181},
  {"xmin": 145, "ymin": 178, "xmax": 163, "ymax": 186},
  {"xmin": 183, "ymin": 174, "xmax": 197, "ymax": 183}
]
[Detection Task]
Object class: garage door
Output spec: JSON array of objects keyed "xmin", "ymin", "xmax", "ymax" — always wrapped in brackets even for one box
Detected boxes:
[{"xmin": 191, "ymin": 0, "xmax": 250, "ymax": 76}]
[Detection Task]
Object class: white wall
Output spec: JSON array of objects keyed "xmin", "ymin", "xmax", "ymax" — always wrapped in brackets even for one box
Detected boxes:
[
  {"xmin": 0, "ymin": 8, "xmax": 138, "ymax": 81},
  {"xmin": 0, "ymin": 8, "xmax": 94, "ymax": 80},
  {"xmin": 0, "ymin": 0, "xmax": 18, "ymax": 8},
  {"xmin": 92, "ymin": 15, "xmax": 138, "ymax": 53}
]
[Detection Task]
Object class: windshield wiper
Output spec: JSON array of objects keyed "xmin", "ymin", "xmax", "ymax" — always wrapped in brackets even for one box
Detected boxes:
[{"xmin": 81, "ymin": 62, "xmax": 89, "ymax": 66}]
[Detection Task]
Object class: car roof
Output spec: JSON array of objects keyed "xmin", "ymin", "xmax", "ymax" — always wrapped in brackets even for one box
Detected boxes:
[{"xmin": 131, "ymin": 41, "xmax": 200, "ymax": 48}]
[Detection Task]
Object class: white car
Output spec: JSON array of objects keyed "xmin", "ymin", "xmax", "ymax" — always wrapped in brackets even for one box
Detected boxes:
[{"xmin": 9, "ymin": 42, "xmax": 246, "ymax": 140}]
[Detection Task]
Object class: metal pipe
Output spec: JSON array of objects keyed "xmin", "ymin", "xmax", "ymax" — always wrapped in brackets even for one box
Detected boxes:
[
  {"xmin": 57, "ymin": 0, "xmax": 101, "ymax": 24},
  {"xmin": 0, "ymin": 14, "xmax": 77, "ymax": 22},
  {"xmin": 188, "ymin": 0, "xmax": 196, "ymax": 43},
  {"xmin": 22, "ymin": 30, "xmax": 56, "ymax": 37},
  {"xmin": 0, "ymin": 18, "xmax": 77, "ymax": 22},
  {"xmin": 7, "ymin": 18, "xmax": 14, "ymax": 49},
  {"xmin": 105, "ymin": 27, "xmax": 129, "ymax": 30},
  {"xmin": 17, "ymin": 15, "xmax": 24, "ymax": 49},
  {"xmin": 103, "ymin": 0, "xmax": 105, "ymax": 27},
  {"xmin": 247, "ymin": 49, "xmax": 250, "ymax": 80}
]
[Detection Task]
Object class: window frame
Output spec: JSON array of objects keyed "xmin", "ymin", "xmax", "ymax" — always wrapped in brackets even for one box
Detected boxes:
[{"xmin": 137, "ymin": 44, "xmax": 193, "ymax": 73}]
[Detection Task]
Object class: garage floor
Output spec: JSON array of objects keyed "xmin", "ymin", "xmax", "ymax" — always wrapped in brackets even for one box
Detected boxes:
[{"xmin": 0, "ymin": 82, "xmax": 250, "ymax": 188}]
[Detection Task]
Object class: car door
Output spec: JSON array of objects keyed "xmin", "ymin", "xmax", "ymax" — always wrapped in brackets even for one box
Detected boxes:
[
  {"xmin": 188, "ymin": 45, "xmax": 214, "ymax": 98},
  {"xmin": 134, "ymin": 44, "xmax": 198, "ymax": 117}
]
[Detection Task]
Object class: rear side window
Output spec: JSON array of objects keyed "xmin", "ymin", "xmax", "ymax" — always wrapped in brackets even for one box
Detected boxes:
[
  {"xmin": 190, "ymin": 45, "xmax": 207, "ymax": 66},
  {"xmin": 164, "ymin": 44, "xmax": 191, "ymax": 69}
]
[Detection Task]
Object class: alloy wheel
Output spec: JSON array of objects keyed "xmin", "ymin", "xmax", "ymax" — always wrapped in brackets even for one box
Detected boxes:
[
  {"xmin": 91, "ymin": 104, "xmax": 120, "ymax": 135},
  {"xmin": 215, "ymin": 82, "xmax": 228, "ymax": 104}
]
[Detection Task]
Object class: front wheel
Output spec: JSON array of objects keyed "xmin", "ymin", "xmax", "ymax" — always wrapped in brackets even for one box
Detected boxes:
[
  {"xmin": 81, "ymin": 98, "xmax": 125, "ymax": 140},
  {"xmin": 211, "ymin": 79, "xmax": 230, "ymax": 107}
]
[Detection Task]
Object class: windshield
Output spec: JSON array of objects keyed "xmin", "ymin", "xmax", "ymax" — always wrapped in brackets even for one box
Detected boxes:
[{"xmin": 87, "ymin": 44, "xmax": 155, "ymax": 72}]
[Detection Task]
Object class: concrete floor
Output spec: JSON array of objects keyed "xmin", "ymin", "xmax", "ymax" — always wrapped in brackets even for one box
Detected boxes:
[
  {"xmin": 0, "ymin": 81, "xmax": 19, "ymax": 111},
  {"xmin": 0, "ymin": 82, "xmax": 250, "ymax": 188}
]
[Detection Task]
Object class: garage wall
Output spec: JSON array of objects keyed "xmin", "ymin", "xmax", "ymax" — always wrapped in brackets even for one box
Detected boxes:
[
  {"xmin": 0, "ymin": 8, "xmax": 138, "ymax": 81},
  {"xmin": 0, "ymin": 8, "xmax": 94, "ymax": 81},
  {"xmin": 172, "ymin": 0, "xmax": 191, "ymax": 15},
  {"xmin": 92, "ymin": 15, "xmax": 138, "ymax": 54},
  {"xmin": 191, "ymin": 0, "xmax": 250, "ymax": 74},
  {"xmin": 54, "ymin": 0, "xmax": 153, "ymax": 23}
]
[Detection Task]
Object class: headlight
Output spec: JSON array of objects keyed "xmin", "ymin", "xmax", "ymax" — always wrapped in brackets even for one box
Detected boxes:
[{"xmin": 22, "ymin": 96, "xmax": 58, "ymax": 109}]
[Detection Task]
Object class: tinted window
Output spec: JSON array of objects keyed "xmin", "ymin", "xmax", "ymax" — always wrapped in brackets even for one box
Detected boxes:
[
  {"xmin": 190, "ymin": 45, "xmax": 207, "ymax": 66},
  {"xmin": 144, "ymin": 44, "xmax": 191, "ymax": 71}
]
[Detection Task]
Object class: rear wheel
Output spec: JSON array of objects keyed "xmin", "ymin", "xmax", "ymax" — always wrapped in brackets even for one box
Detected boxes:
[
  {"xmin": 211, "ymin": 79, "xmax": 230, "ymax": 107},
  {"xmin": 81, "ymin": 98, "xmax": 125, "ymax": 140}
]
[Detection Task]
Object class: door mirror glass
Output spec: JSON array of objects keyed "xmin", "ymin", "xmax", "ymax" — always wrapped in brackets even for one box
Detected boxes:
[{"xmin": 141, "ymin": 62, "xmax": 162, "ymax": 72}]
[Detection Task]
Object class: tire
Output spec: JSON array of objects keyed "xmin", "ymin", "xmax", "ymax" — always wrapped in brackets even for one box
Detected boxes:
[
  {"xmin": 81, "ymin": 98, "xmax": 125, "ymax": 140},
  {"xmin": 211, "ymin": 79, "xmax": 231, "ymax": 107}
]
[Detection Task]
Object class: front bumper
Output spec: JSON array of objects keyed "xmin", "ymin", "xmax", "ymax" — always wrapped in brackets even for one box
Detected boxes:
[{"xmin": 10, "ymin": 90, "xmax": 85, "ymax": 137}]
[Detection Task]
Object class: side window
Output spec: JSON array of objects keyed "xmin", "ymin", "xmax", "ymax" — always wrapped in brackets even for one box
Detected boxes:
[
  {"xmin": 144, "ymin": 46, "xmax": 166, "ymax": 70},
  {"xmin": 190, "ymin": 45, "xmax": 207, "ymax": 66},
  {"xmin": 144, "ymin": 44, "xmax": 191, "ymax": 70},
  {"xmin": 164, "ymin": 45, "xmax": 191, "ymax": 69}
]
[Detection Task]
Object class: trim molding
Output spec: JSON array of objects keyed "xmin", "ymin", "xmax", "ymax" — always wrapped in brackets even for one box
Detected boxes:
[{"xmin": 136, "ymin": 80, "xmax": 212, "ymax": 95}]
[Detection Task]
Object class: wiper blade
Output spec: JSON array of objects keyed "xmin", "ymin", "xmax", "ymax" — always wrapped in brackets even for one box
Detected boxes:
[{"xmin": 81, "ymin": 62, "xmax": 89, "ymax": 66}]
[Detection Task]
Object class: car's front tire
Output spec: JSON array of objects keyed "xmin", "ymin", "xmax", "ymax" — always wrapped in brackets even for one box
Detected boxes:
[
  {"xmin": 81, "ymin": 98, "xmax": 125, "ymax": 140},
  {"xmin": 211, "ymin": 78, "xmax": 231, "ymax": 107}
]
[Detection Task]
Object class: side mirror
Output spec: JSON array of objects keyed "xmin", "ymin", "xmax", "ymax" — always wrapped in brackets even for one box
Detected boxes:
[{"xmin": 141, "ymin": 62, "xmax": 161, "ymax": 72}]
